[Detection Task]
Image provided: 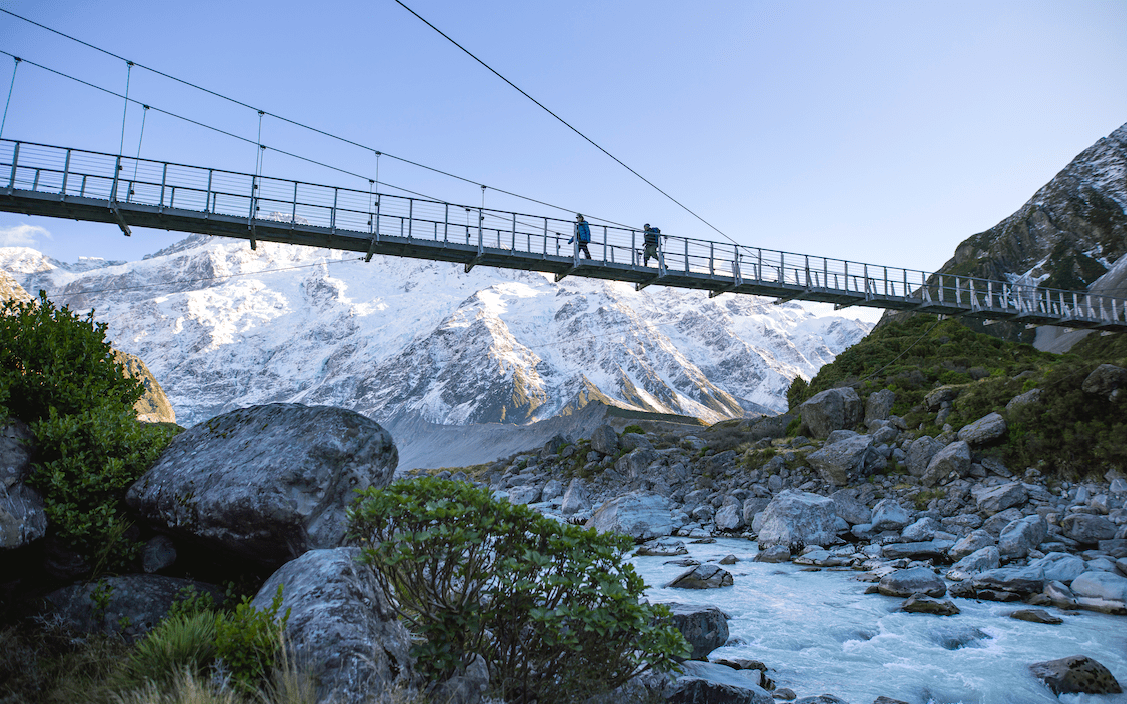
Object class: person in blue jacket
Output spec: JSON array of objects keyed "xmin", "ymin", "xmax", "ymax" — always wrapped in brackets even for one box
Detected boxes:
[
  {"xmin": 569, "ymin": 214, "xmax": 592, "ymax": 259},
  {"xmin": 642, "ymin": 223, "xmax": 663, "ymax": 266}
]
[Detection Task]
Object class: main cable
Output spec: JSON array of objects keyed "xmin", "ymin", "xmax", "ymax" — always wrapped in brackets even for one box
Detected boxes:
[
  {"xmin": 0, "ymin": 7, "xmax": 634, "ymax": 230},
  {"xmin": 391, "ymin": 0, "xmax": 739, "ymax": 247}
]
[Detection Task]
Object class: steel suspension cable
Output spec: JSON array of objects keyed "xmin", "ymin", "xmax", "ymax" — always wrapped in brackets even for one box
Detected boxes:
[
  {"xmin": 0, "ymin": 55, "xmax": 20, "ymax": 141},
  {"xmin": 0, "ymin": 7, "xmax": 633, "ymax": 229},
  {"xmin": 118, "ymin": 60, "xmax": 132, "ymax": 157},
  {"xmin": 129, "ymin": 104, "xmax": 148, "ymax": 199}
]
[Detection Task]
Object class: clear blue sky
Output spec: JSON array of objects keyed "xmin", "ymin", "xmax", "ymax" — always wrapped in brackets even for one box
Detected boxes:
[{"xmin": 0, "ymin": 0, "xmax": 1124, "ymax": 273}]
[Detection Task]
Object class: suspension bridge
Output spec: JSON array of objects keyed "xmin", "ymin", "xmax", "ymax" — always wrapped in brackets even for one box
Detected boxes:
[{"xmin": 1, "ymin": 138, "xmax": 1125, "ymax": 332}]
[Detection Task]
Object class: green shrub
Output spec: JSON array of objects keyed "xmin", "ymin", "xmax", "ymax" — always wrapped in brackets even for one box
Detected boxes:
[
  {"xmin": 214, "ymin": 585, "xmax": 290, "ymax": 693},
  {"xmin": 349, "ymin": 477, "xmax": 688, "ymax": 704},
  {"xmin": 622, "ymin": 424, "xmax": 645, "ymax": 435},
  {"xmin": 0, "ymin": 291, "xmax": 144, "ymax": 423},
  {"xmin": 120, "ymin": 611, "xmax": 218, "ymax": 690},
  {"xmin": 27, "ymin": 404, "xmax": 178, "ymax": 570},
  {"xmin": 786, "ymin": 376, "xmax": 809, "ymax": 411}
]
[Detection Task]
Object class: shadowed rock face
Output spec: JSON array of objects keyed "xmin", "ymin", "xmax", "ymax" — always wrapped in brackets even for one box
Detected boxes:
[
  {"xmin": 127, "ymin": 403, "xmax": 397, "ymax": 569},
  {"xmin": 113, "ymin": 350, "xmax": 176, "ymax": 424}
]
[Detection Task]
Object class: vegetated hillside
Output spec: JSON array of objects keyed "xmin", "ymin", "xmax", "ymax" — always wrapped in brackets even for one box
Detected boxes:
[
  {"xmin": 788, "ymin": 315, "xmax": 1127, "ymax": 479},
  {"xmin": 880, "ymin": 121, "xmax": 1127, "ymax": 342}
]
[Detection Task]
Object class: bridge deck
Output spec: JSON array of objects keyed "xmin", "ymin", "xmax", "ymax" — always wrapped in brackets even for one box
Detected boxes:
[{"xmin": 1, "ymin": 139, "xmax": 1124, "ymax": 331}]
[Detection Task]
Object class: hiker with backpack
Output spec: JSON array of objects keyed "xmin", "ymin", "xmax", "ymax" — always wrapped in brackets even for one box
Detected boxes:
[
  {"xmin": 642, "ymin": 224, "xmax": 663, "ymax": 266},
  {"xmin": 569, "ymin": 214, "xmax": 592, "ymax": 259}
]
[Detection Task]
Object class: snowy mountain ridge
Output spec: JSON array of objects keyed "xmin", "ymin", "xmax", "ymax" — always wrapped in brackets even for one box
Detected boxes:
[{"xmin": 1, "ymin": 234, "xmax": 872, "ymax": 430}]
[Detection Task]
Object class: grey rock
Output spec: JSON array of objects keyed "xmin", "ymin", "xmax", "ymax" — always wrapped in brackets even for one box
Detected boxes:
[
  {"xmin": 560, "ymin": 478, "xmax": 590, "ymax": 515},
  {"xmin": 1061, "ymin": 514, "xmax": 1117, "ymax": 544},
  {"xmin": 982, "ymin": 508, "xmax": 1024, "ymax": 537},
  {"xmin": 0, "ymin": 421, "xmax": 34, "ymax": 489},
  {"xmin": 589, "ymin": 424, "xmax": 619, "ymax": 455},
  {"xmin": 971, "ymin": 567, "xmax": 1045, "ymax": 597},
  {"xmin": 1070, "ymin": 571, "xmax": 1127, "ymax": 614},
  {"xmin": 865, "ymin": 389, "xmax": 896, "ymax": 425},
  {"xmin": 901, "ymin": 517, "xmax": 940, "ymax": 542},
  {"xmin": 127, "ymin": 403, "xmax": 397, "ymax": 568},
  {"xmin": 905, "ymin": 436, "xmax": 945, "ymax": 478},
  {"xmin": 1006, "ymin": 388, "xmax": 1042, "ymax": 411},
  {"xmin": 794, "ymin": 697, "xmax": 849, "ymax": 704},
  {"xmin": 428, "ymin": 654, "xmax": 488, "ymax": 704},
  {"xmin": 800, "ymin": 387, "xmax": 863, "ymax": 439},
  {"xmin": 957, "ymin": 412, "xmax": 1007, "ymax": 445},
  {"xmin": 43, "ymin": 574, "xmax": 223, "ymax": 642},
  {"xmin": 616, "ymin": 448, "xmax": 660, "ymax": 479},
  {"xmin": 541, "ymin": 479, "xmax": 565, "ymax": 501},
  {"xmin": 878, "ymin": 566, "xmax": 946, "ymax": 598},
  {"xmin": 925, "ymin": 385, "xmax": 962, "ymax": 410},
  {"xmin": 942, "ymin": 513, "xmax": 983, "ymax": 532},
  {"xmin": 881, "ymin": 540, "xmax": 953, "ymax": 560},
  {"xmin": 806, "ymin": 435, "xmax": 878, "ymax": 486},
  {"xmin": 741, "ymin": 497, "xmax": 769, "ymax": 526},
  {"xmin": 667, "ymin": 564, "xmax": 735, "ymax": 589},
  {"xmin": 947, "ymin": 546, "xmax": 1000, "ymax": 581},
  {"xmin": 756, "ymin": 490, "xmax": 839, "ymax": 551},
  {"xmin": 824, "ymin": 429, "xmax": 858, "ymax": 445},
  {"xmin": 1009, "ymin": 608, "xmax": 1062, "ymax": 625},
  {"xmin": 661, "ymin": 603, "xmax": 730, "ymax": 660},
  {"xmin": 922, "ymin": 441, "xmax": 971, "ymax": 487},
  {"xmin": 872, "ymin": 425, "xmax": 899, "ymax": 445},
  {"xmin": 1029, "ymin": 655, "xmax": 1122, "ymax": 695},
  {"xmin": 141, "ymin": 535, "xmax": 177, "ymax": 573},
  {"xmin": 998, "ymin": 515, "xmax": 1047, "ymax": 559},
  {"xmin": 754, "ymin": 545, "xmax": 791, "ymax": 563},
  {"xmin": 508, "ymin": 485, "xmax": 541, "ymax": 505},
  {"xmin": 587, "ymin": 492, "xmax": 672, "ymax": 540},
  {"xmin": 667, "ymin": 661, "xmax": 773, "ymax": 704},
  {"xmin": 0, "ymin": 482, "xmax": 47, "ymax": 550},
  {"xmin": 830, "ymin": 490, "xmax": 871, "ymax": 525},
  {"xmin": 542, "ymin": 433, "xmax": 571, "ymax": 456},
  {"xmin": 974, "ymin": 482, "xmax": 1028, "ymax": 516},
  {"xmin": 1081, "ymin": 364, "xmax": 1127, "ymax": 398},
  {"xmin": 619, "ymin": 433, "xmax": 654, "ymax": 453},
  {"xmin": 1027, "ymin": 553, "xmax": 1085, "ymax": 583},
  {"xmin": 251, "ymin": 548, "xmax": 414, "ymax": 703},
  {"xmin": 637, "ymin": 538, "xmax": 689, "ymax": 557},
  {"xmin": 714, "ymin": 503, "xmax": 744, "ymax": 531},
  {"xmin": 870, "ymin": 498, "xmax": 911, "ymax": 532},
  {"xmin": 1044, "ymin": 580, "xmax": 1079, "ymax": 609},
  {"xmin": 901, "ymin": 594, "xmax": 960, "ymax": 615}
]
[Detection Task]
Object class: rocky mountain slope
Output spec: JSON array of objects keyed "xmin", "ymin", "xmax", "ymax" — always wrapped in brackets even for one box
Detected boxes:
[
  {"xmin": 881, "ymin": 120, "xmax": 1127, "ymax": 342},
  {"xmin": 0, "ymin": 236, "xmax": 871, "ymax": 435}
]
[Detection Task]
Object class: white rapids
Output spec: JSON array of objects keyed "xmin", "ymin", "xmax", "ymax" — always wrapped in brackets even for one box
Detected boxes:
[{"xmin": 631, "ymin": 538, "xmax": 1127, "ymax": 704}]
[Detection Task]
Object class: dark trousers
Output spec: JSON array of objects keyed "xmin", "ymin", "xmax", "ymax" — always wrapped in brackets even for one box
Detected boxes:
[{"xmin": 578, "ymin": 242, "xmax": 591, "ymax": 259}]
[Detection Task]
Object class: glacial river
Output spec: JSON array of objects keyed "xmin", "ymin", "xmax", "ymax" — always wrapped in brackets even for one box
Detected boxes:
[{"xmin": 630, "ymin": 538, "xmax": 1127, "ymax": 704}]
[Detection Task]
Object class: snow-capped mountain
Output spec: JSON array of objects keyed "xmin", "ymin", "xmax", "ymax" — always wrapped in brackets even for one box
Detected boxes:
[{"xmin": 1, "ymin": 235, "xmax": 872, "ymax": 429}]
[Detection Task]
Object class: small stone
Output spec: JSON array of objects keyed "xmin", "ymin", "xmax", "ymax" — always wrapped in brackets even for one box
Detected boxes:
[
  {"xmin": 666, "ymin": 564, "xmax": 734, "ymax": 589},
  {"xmin": 1029, "ymin": 655, "xmax": 1122, "ymax": 695},
  {"xmin": 901, "ymin": 594, "xmax": 960, "ymax": 615},
  {"xmin": 1009, "ymin": 609, "xmax": 1063, "ymax": 625},
  {"xmin": 719, "ymin": 554, "xmax": 739, "ymax": 565}
]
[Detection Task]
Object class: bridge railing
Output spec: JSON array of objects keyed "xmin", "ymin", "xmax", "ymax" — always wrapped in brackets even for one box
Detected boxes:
[{"xmin": 2, "ymin": 138, "xmax": 1126, "ymax": 328}]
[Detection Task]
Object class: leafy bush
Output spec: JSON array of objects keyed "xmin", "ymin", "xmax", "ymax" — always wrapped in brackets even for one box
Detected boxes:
[
  {"xmin": 0, "ymin": 291, "xmax": 179, "ymax": 571},
  {"xmin": 622, "ymin": 424, "xmax": 645, "ymax": 435},
  {"xmin": 349, "ymin": 477, "xmax": 688, "ymax": 704},
  {"xmin": 0, "ymin": 291, "xmax": 144, "ymax": 422},
  {"xmin": 214, "ymin": 585, "xmax": 290, "ymax": 693},
  {"xmin": 28, "ymin": 405, "xmax": 178, "ymax": 570},
  {"xmin": 120, "ymin": 611, "xmax": 218, "ymax": 690}
]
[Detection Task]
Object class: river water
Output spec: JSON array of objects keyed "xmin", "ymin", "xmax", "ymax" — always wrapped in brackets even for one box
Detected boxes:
[{"xmin": 630, "ymin": 538, "xmax": 1127, "ymax": 704}]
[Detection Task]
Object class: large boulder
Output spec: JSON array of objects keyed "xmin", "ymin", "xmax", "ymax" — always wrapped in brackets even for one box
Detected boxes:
[
  {"xmin": 616, "ymin": 448, "xmax": 660, "ymax": 479},
  {"xmin": 1061, "ymin": 514, "xmax": 1118, "ymax": 544},
  {"xmin": 1029, "ymin": 656, "xmax": 1122, "ymax": 695},
  {"xmin": 756, "ymin": 490, "xmax": 839, "ymax": 551},
  {"xmin": 589, "ymin": 424, "xmax": 619, "ymax": 455},
  {"xmin": 587, "ymin": 492, "xmax": 673, "ymax": 540},
  {"xmin": 905, "ymin": 436, "xmax": 945, "ymax": 478},
  {"xmin": 998, "ymin": 515, "xmax": 1047, "ymax": 560},
  {"xmin": 865, "ymin": 389, "xmax": 896, "ymax": 426},
  {"xmin": 1081, "ymin": 364, "xmax": 1127, "ymax": 399},
  {"xmin": 970, "ymin": 567, "xmax": 1045, "ymax": 598},
  {"xmin": 251, "ymin": 548, "xmax": 414, "ymax": 703},
  {"xmin": 666, "ymin": 564, "xmax": 734, "ymax": 590},
  {"xmin": 805, "ymin": 435, "xmax": 879, "ymax": 486},
  {"xmin": 667, "ymin": 661, "xmax": 773, "ymax": 704},
  {"xmin": 560, "ymin": 478, "xmax": 590, "ymax": 516},
  {"xmin": 714, "ymin": 503, "xmax": 744, "ymax": 531},
  {"xmin": 1069, "ymin": 571, "xmax": 1127, "ymax": 614},
  {"xmin": 948, "ymin": 530, "xmax": 996, "ymax": 560},
  {"xmin": 830, "ymin": 490, "xmax": 871, "ymax": 525},
  {"xmin": 956, "ymin": 412, "xmax": 1006, "ymax": 445},
  {"xmin": 126, "ymin": 403, "xmax": 398, "ymax": 569},
  {"xmin": 800, "ymin": 388, "xmax": 862, "ymax": 439},
  {"xmin": 870, "ymin": 498, "xmax": 911, "ymax": 532},
  {"xmin": 660, "ymin": 603, "xmax": 730, "ymax": 660},
  {"xmin": 0, "ymin": 421, "xmax": 46, "ymax": 550},
  {"xmin": 42, "ymin": 574, "xmax": 223, "ymax": 642},
  {"xmin": 878, "ymin": 567, "xmax": 946, "ymax": 598},
  {"xmin": 922, "ymin": 441, "xmax": 971, "ymax": 487},
  {"xmin": 1027, "ymin": 552, "xmax": 1086, "ymax": 584},
  {"xmin": 973, "ymin": 482, "xmax": 1028, "ymax": 516},
  {"xmin": 946, "ymin": 546, "xmax": 1000, "ymax": 581}
]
